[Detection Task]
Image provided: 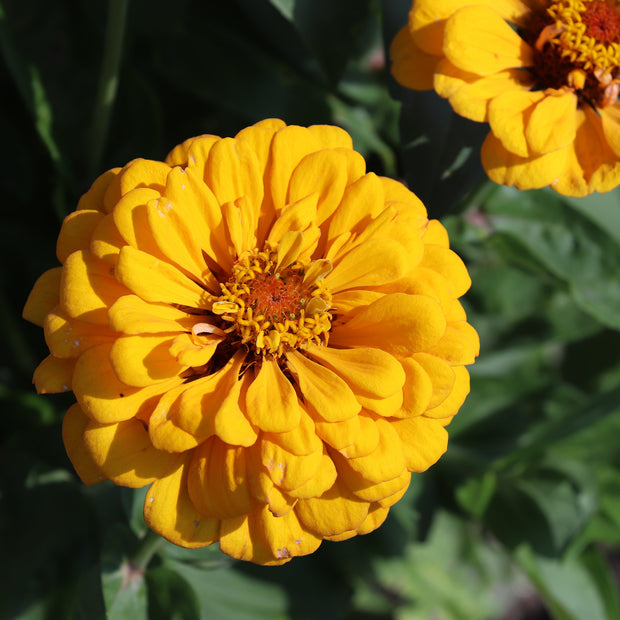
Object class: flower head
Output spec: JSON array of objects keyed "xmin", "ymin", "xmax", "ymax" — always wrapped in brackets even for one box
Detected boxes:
[
  {"xmin": 391, "ymin": 0, "xmax": 620, "ymax": 196},
  {"xmin": 23, "ymin": 119, "xmax": 478, "ymax": 565}
]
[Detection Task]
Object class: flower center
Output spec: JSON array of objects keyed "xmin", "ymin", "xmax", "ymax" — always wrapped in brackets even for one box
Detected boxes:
[
  {"xmin": 212, "ymin": 246, "xmax": 332, "ymax": 356},
  {"xmin": 526, "ymin": 0, "xmax": 620, "ymax": 106}
]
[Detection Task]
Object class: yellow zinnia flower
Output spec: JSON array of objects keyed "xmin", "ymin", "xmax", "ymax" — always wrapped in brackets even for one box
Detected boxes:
[
  {"xmin": 23, "ymin": 119, "xmax": 478, "ymax": 565},
  {"xmin": 391, "ymin": 0, "xmax": 620, "ymax": 196}
]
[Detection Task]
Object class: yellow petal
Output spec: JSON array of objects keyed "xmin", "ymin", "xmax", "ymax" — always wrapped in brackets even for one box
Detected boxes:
[
  {"xmin": 164, "ymin": 134, "xmax": 204, "ymax": 166},
  {"xmin": 73, "ymin": 343, "xmax": 183, "ymax": 423},
  {"xmin": 44, "ymin": 309, "xmax": 116, "ymax": 358},
  {"xmin": 325, "ymin": 238, "xmax": 412, "ymax": 293},
  {"xmin": 413, "ymin": 352, "xmax": 456, "ymax": 409},
  {"xmin": 113, "ymin": 187, "xmax": 165, "ymax": 257},
  {"xmin": 331, "ymin": 289, "xmax": 383, "ymax": 318},
  {"xmin": 275, "ymin": 230, "xmax": 304, "ymax": 272},
  {"xmin": 327, "ymin": 172, "xmax": 384, "ymax": 245},
  {"xmin": 525, "ymin": 90, "xmax": 578, "ymax": 154},
  {"xmin": 62, "ymin": 404, "xmax": 104, "ymax": 485},
  {"xmin": 188, "ymin": 437, "xmax": 253, "ymax": 519},
  {"xmin": 23, "ymin": 267, "xmax": 62, "ymax": 326},
  {"xmin": 205, "ymin": 137, "xmax": 263, "ymax": 212},
  {"xmin": 425, "ymin": 365, "xmax": 471, "ymax": 418},
  {"xmin": 245, "ymin": 358, "xmax": 302, "ymax": 432},
  {"xmin": 481, "ymin": 131, "xmax": 570, "ymax": 190},
  {"xmin": 61, "ymin": 250, "xmax": 129, "ymax": 324},
  {"xmin": 287, "ymin": 149, "xmax": 349, "ymax": 226},
  {"xmin": 266, "ymin": 193, "xmax": 319, "ymax": 247},
  {"xmin": 600, "ymin": 103, "xmax": 620, "ymax": 158},
  {"xmin": 489, "ymin": 86, "xmax": 540, "ymax": 158},
  {"xmin": 115, "ymin": 245, "xmax": 212, "ymax": 309},
  {"xmin": 337, "ymin": 418, "xmax": 406, "ymax": 485},
  {"xmin": 339, "ymin": 412, "xmax": 380, "ymax": 459},
  {"xmin": 423, "ymin": 220, "xmax": 450, "ymax": 247},
  {"xmin": 285, "ymin": 351, "xmax": 361, "ymax": 422},
  {"xmin": 83, "ymin": 417, "xmax": 179, "ymax": 487},
  {"xmin": 89, "ymin": 213, "xmax": 125, "ymax": 265},
  {"xmin": 356, "ymin": 388, "xmax": 403, "ymax": 418},
  {"xmin": 390, "ymin": 26, "xmax": 441, "ymax": 90},
  {"xmin": 144, "ymin": 455, "xmax": 220, "ymax": 549},
  {"xmin": 56, "ymin": 210, "xmax": 105, "ymax": 263},
  {"xmin": 148, "ymin": 384, "xmax": 200, "ymax": 452},
  {"xmin": 552, "ymin": 106, "xmax": 620, "ymax": 196},
  {"xmin": 116, "ymin": 158, "xmax": 170, "ymax": 196},
  {"xmin": 344, "ymin": 468, "xmax": 411, "ymax": 504},
  {"xmin": 235, "ymin": 119, "xmax": 286, "ymax": 170},
  {"xmin": 391, "ymin": 416, "xmax": 449, "ymax": 472},
  {"xmin": 427, "ymin": 322, "xmax": 480, "ymax": 365},
  {"xmin": 183, "ymin": 135, "xmax": 221, "ymax": 169},
  {"xmin": 412, "ymin": 0, "xmax": 532, "ymax": 54},
  {"xmin": 443, "ymin": 5, "xmax": 534, "ymax": 75},
  {"xmin": 267, "ymin": 125, "xmax": 321, "ymax": 213},
  {"xmin": 77, "ymin": 167, "xmax": 121, "ymax": 214},
  {"xmin": 295, "ymin": 478, "xmax": 369, "ymax": 537},
  {"xmin": 260, "ymin": 436, "xmax": 323, "ymax": 492},
  {"xmin": 263, "ymin": 407, "xmax": 322, "ymax": 456},
  {"xmin": 220, "ymin": 505, "xmax": 321, "ymax": 565},
  {"xmin": 246, "ymin": 447, "xmax": 298, "ymax": 515},
  {"xmin": 329, "ymin": 293, "xmax": 447, "ymax": 356},
  {"xmin": 169, "ymin": 333, "xmax": 219, "ymax": 367},
  {"xmin": 163, "ymin": 166, "xmax": 231, "ymax": 271},
  {"xmin": 146, "ymin": 196, "xmax": 216, "ymax": 289},
  {"xmin": 307, "ymin": 124, "xmax": 353, "ymax": 149},
  {"xmin": 109, "ymin": 334, "xmax": 186, "ymax": 387},
  {"xmin": 420, "ymin": 244, "xmax": 471, "ymax": 298},
  {"xmin": 355, "ymin": 502, "xmax": 390, "ymax": 536},
  {"xmin": 177, "ymin": 352, "xmax": 257, "ymax": 446},
  {"xmin": 381, "ymin": 177, "xmax": 429, "ymax": 221},
  {"xmin": 286, "ymin": 452, "xmax": 338, "ymax": 499},
  {"xmin": 305, "ymin": 344, "xmax": 405, "ymax": 399},
  {"xmin": 221, "ymin": 196, "xmax": 258, "ymax": 260},
  {"xmin": 314, "ymin": 414, "xmax": 361, "ymax": 450},
  {"xmin": 33, "ymin": 355, "xmax": 75, "ymax": 393},
  {"xmin": 108, "ymin": 294, "xmax": 195, "ymax": 335},
  {"xmin": 435, "ymin": 59, "xmax": 533, "ymax": 122},
  {"xmin": 399, "ymin": 357, "xmax": 433, "ymax": 418}
]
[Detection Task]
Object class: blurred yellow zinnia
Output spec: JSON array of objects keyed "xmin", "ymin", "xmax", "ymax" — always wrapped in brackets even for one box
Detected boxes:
[
  {"xmin": 23, "ymin": 119, "xmax": 478, "ymax": 565},
  {"xmin": 391, "ymin": 0, "xmax": 620, "ymax": 196}
]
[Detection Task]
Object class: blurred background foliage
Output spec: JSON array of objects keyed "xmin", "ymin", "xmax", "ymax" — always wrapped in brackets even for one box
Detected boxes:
[{"xmin": 2, "ymin": 0, "xmax": 620, "ymax": 618}]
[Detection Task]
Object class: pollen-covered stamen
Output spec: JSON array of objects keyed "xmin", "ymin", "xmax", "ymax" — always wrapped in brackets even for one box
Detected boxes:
[
  {"xmin": 212, "ymin": 244, "xmax": 332, "ymax": 356},
  {"xmin": 526, "ymin": 0, "xmax": 620, "ymax": 106}
]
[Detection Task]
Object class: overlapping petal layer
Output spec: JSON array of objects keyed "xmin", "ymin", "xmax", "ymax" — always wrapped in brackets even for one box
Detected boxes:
[
  {"xmin": 390, "ymin": 0, "xmax": 620, "ymax": 196},
  {"xmin": 24, "ymin": 119, "xmax": 478, "ymax": 565}
]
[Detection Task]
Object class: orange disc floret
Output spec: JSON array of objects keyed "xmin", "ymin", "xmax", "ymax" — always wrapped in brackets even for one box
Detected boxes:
[{"xmin": 23, "ymin": 119, "xmax": 479, "ymax": 565}]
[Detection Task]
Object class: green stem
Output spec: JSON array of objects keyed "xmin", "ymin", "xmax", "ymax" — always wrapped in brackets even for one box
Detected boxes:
[
  {"xmin": 89, "ymin": 0, "xmax": 129, "ymax": 176},
  {"xmin": 132, "ymin": 530, "xmax": 164, "ymax": 571}
]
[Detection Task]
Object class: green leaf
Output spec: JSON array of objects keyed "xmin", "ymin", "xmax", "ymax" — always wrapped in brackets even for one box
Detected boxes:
[
  {"xmin": 146, "ymin": 566, "xmax": 200, "ymax": 620},
  {"xmin": 485, "ymin": 187, "xmax": 620, "ymax": 331},
  {"xmin": 265, "ymin": 0, "xmax": 374, "ymax": 84},
  {"xmin": 166, "ymin": 559, "xmax": 288, "ymax": 620},
  {"xmin": 483, "ymin": 459, "xmax": 596, "ymax": 556},
  {"xmin": 0, "ymin": 2, "xmax": 74, "ymax": 190},
  {"xmin": 101, "ymin": 524, "xmax": 148, "ymax": 620},
  {"xmin": 517, "ymin": 546, "xmax": 619, "ymax": 620}
]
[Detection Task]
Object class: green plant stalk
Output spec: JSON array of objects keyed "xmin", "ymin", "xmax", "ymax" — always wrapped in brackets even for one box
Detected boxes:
[
  {"xmin": 132, "ymin": 529, "xmax": 164, "ymax": 571},
  {"xmin": 89, "ymin": 0, "xmax": 129, "ymax": 176}
]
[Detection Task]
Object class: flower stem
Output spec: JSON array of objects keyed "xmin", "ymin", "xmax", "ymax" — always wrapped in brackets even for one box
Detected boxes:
[
  {"xmin": 89, "ymin": 0, "xmax": 129, "ymax": 176},
  {"xmin": 131, "ymin": 529, "xmax": 164, "ymax": 571}
]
